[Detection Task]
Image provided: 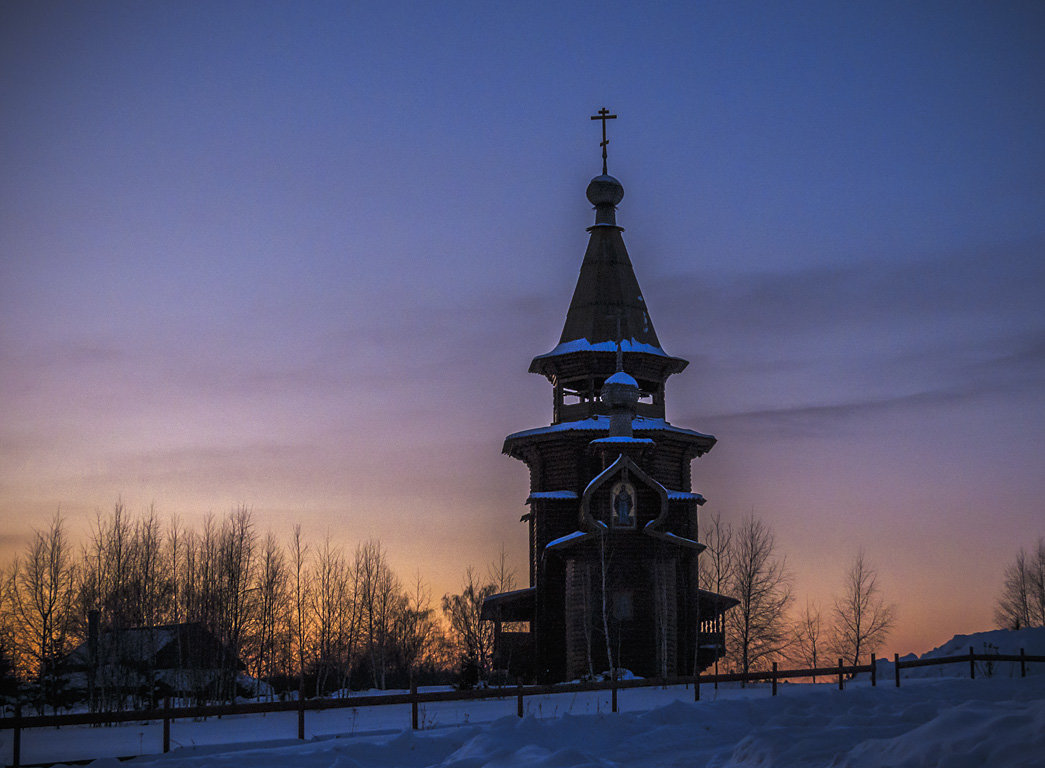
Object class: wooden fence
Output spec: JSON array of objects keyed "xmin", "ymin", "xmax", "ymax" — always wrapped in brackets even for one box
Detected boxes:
[{"xmin": 1, "ymin": 647, "xmax": 1041, "ymax": 768}]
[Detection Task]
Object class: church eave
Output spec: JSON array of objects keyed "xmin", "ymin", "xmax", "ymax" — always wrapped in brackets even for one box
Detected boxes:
[
  {"xmin": 528, "ymin": 346, "xmax": 688, "ymax": 382},
  {"xmin": 503, "ymin": 415, "xmax": 716, "ymax": 447}
]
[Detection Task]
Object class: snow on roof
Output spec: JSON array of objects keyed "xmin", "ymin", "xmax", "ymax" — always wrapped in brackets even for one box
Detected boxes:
[
  {"xmin": 588, "ymin": 436, "xmax": 656, "ymax": 446},
  {"xmin": 639, "ymin": 504, "xmax": 705, "ymax": 549},
  {"xmin": 506, "ymin": 415, "xmax": 714, "ymax": 442},
  {"xmin": 532, "ymin": 337, "xmax": 670, "ymax": 360},
  {"xmin": 545, "ymin": 530, "xmax": 591, "ymax": 550},
  {"xmin": 646, "ymin": 530, "xmax": 704, "ymax": 549},
  {"xmin": 604, "ymin": 371, "xmax": 639, "ymax": 387},
  {"xmin": 526, "ymin": 491, "xmax": 579, "ymax": 502},
  {"xmin": 666, "ymin": 490, "xmax": 705, "ymax": 502},
  {"xmin": 481, "ymin": 586, "xmax": 535, "ymax": 602},
  {"xmin": 582, "ymin": 454, "xmax": 643, "ymax": 498}
]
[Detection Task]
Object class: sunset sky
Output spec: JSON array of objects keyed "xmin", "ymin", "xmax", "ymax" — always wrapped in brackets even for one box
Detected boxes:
[{"xmin": 2, "ymin": 1, "xmax": 1043, "ymax": 656}]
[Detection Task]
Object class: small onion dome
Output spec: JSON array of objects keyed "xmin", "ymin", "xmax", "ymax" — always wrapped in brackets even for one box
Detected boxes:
[
  {"xmin": 601, "ymin": 370, "xmax": 640, "ymax": 409},
  {"xmin": 605, "ymin": 371, "xmax": 638, "ymax": 388},
  {"xmin": 586, "ymin": 174, "xmax": 624, "ymax": 206}
]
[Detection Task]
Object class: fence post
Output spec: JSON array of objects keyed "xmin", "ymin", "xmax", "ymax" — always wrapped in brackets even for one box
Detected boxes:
[
  {"xmin": 611, "ymin": 668, "xmax": 618, "ymax": 713},
  {"xmin": 163, "ymin": 696, "xmax": 171, "ymax": 753},
  {"xmin": 771, "ymin": 662, "xmax": 777, "ymax": 696},
  {"xmin": 694, "ymin": 669, "xmax": 700, "ymax": 701},
  {"xmin": 297, "ymin": 678, "xmax": 305, "ymax": 741},
  {"xmin": 871, "ymin": 653, "xmax": 876, "ymax": 687},
  {"xmin": 517, "ymin": 680, "xmax": 524, "ymax": 718},
  {"xmin": 1020, "ymin": 648, "xmax": 1026, "ymax": 678},
  {"xmin": 838, "ymin": 658, "xmax": 844, "ymax": 691},
  {"xmin": 411, "ymin": 678, "xmax": 418, "ymax": 730},
  {"xmin": 894, "ymin": 653, "xmax": 900, "ymax": 687},
  {"xmin": 969, "ymin": 646, "xmax": 975, "ymax": 679},
  {"xmin": 12, "ymin": 702, "xmax": 21, "ymax": 768}
]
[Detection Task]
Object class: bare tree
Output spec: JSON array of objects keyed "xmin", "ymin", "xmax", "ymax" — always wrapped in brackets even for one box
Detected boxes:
[
  {"xmin": 1032, "ymin": 538, "xmax": 1045, "ymax": 627},
  {"xmin": 212, "ymin": 508, "xmax": 257, "ymax": 701},
  {"xmin": 78, "ymin": 502, "xmax": 134, "ymax": 709},
  {"xmin": 697, "ymin": 510, "xmax": 733, "ymax": 674},
  {"xmin": 831, "ymin": 550, "xmax": 896, "ymax": 667},
  {"xmin": 132, "ymin": 506, "xmax": 172, "ymax": 706},
  {"xmin": 442, "ymin": 567, "xmax": 495, "ymax": 686},
  {"xmin": 6, "ymin": 512, "xmax": 77, "ymax": 713},
  {"xmin": 995, "ymin": 538, "xmax": 1045, "ymax": 630},
  {"xmin": 310, "ymin": 534, "xmax": 357, "ymax": 696},
  {"xmin": 290, "ymin": 525, "xmax": 310, "ymax": 692},
  {"xmin": 250, "ymin": 532, "xmax": 289, "ymax": 699},
  {"xmin": 487, "ymin": 544, "xmax": 516, "ymax": 593},
  {"xmin": 392, "ymin": 573, "xmax": 438, "ymax": 681},
  {"xmin": 791, "ymin": 600, "xmax": 824, "ymax": 681},
  {"xmin": 486, "ymin": 543, "xmax": 527, "ymax": 639},
  {"xmin": 698, "ymin": 511, "xmax": 733, "ymax": 601},
  {"xmin": 725, "ymin": 514, "xmax": 793, "ymax": 678},
  {"xmin": 355, "ymin": 540, "xmax": 400, "ymax": 689}
]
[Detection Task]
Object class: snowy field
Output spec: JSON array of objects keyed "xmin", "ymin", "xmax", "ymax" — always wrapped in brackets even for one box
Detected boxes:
[{"xmin": 5, "ymin": 628, "xmax": 1044, "ymax": 768}]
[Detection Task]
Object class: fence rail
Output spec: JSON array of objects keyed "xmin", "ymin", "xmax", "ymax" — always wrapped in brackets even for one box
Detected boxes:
[{"xmin": 1, "ymin": 647, "xmax": 1041, "ymax": 768}]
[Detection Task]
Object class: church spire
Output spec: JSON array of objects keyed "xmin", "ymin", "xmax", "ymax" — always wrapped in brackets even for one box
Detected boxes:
[{"xmin": 528, "ymin": 111, "xmax": 689, "ymax": 418}]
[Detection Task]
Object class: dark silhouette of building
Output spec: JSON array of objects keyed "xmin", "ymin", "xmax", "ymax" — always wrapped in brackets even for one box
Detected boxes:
[
  {"xmin": 482, "ymin": 149, "xmax": 736, "ymax": 682},
  {"xmin": 63, "ymin": 621, "xmax": 244, "ymax": 706}
]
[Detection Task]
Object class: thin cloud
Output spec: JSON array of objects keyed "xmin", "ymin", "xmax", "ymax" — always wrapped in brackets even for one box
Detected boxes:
[
  {"xmin": 700, "ymin": 388, "xmax": 973, "ymax": 438},
  {"xmin": 651, "ymin": 237, "xmax": 1045, "ymax": 343}
]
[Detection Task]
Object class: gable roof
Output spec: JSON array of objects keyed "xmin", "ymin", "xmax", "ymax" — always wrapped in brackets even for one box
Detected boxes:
[{"xmin": 64, "ymin": 622, "xmax": 239, "ymax": 670}]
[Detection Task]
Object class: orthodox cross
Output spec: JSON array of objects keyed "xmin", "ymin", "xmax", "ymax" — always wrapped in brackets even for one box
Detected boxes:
[{"xmin": 590, "ymin": 107, "xmax": 617, "ymax": 175}]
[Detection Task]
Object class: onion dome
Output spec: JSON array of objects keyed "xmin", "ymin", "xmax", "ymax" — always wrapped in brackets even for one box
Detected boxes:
[
  {"xmin": 587, "ymin": 174, "xmax": 624, "ymax": 227},
  {"xmin": 603, "ymin": 370, "xmax": 640, "ymax": 402},
  {"xmin": 586, "ymin": 174, "xmax": 624, "ymax": 206},
  {"xmin": 602, "ymin": 369, "xmax": 640, "ymax": 437}
]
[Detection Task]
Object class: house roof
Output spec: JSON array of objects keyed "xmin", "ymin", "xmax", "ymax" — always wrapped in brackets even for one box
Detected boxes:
[
  {"xmin": 698, "ymin": 589, "xmax": 741, "ymax": 614},
  {"xmin": 64, "ymin": 622, "xmax": 239, "ymax": 670},
  {"xmin": 480, "ymin": 587, "xmax": 536, "ymax": 622}
]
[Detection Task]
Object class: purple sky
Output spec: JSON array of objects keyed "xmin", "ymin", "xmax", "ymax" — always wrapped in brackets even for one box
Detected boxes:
[{"xmin": 2, "ymin": 1, "xmax": 1043, "ymax": 655}]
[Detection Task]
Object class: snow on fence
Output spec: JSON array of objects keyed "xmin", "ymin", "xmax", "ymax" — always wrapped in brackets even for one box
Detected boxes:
[{"xmin": 1, "ymin": 647, "xmax": 1041, "ymax": 768}]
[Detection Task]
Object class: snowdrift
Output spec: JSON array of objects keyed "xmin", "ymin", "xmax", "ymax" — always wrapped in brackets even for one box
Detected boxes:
[
  {"xmin": 875, "ymin": 625, "xmax": 1045, "ymax": 680},
  {"xmin": 4, "ymin": 628, "xmax": 1043, "ymax": 767}
]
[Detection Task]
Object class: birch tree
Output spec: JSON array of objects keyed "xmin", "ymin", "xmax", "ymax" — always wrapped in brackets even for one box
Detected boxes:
[
  {"xmin": 697, "ymin": 510, "xmax": 733, "ymax": 672},
  {"xmin": 290, "ymin": 525, "xmax": 310, "ymax": 690},
  {"xmin": 831, "ymin": 550, "xmax": 896, "ymax": 666},
  {"xmin": 995, "ymin": 538, "xmax": 1045, "ymax": 630},
  {"xmin": 250, "ymin": 532, "xmax": 289, "ymax": 698},
  {"xmin": 791, "ymin": 600, "xmax": 825, "ymax": 680},
  {"xmin": 441, "ymin": 567, "xmax": 495, "ymax": 687},
  {"xmin": 7, "ymin": 513, "xmax": 77, "ymax": 713},
  {"xmin": 725, "ymin": 514, "xmax": 793, "ymax": 677}
]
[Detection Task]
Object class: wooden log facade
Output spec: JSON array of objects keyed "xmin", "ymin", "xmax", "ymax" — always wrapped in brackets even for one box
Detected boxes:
[{"xmin": 481, "ymin": 167, "xmax": 737, "ymax": 683}]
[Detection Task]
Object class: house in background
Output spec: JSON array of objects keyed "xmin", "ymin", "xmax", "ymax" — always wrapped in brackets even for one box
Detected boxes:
[{"xmin": 63, "ymin": 619, "xmax": 244, "ymax": 707}]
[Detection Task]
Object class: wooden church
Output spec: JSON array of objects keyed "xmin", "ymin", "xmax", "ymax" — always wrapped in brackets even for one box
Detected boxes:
[{"xmin": 482, "ymin": 113, "xmax": 737, "ymax": 683}]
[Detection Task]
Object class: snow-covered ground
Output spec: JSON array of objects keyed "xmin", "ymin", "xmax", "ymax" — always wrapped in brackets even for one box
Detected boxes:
[
  {"xmin": 875, "ymin": 626, "xmax": 1045, "ymax": 680},
  {"xmin": 5, "ymin": 628, "xmax": 1044, "ymax": 767}
]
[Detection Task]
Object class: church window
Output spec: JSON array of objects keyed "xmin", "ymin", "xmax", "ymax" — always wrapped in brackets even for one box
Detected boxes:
[{"xmin": 613, "ymin": 590, "xmax": 634, "ymax": 621}]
